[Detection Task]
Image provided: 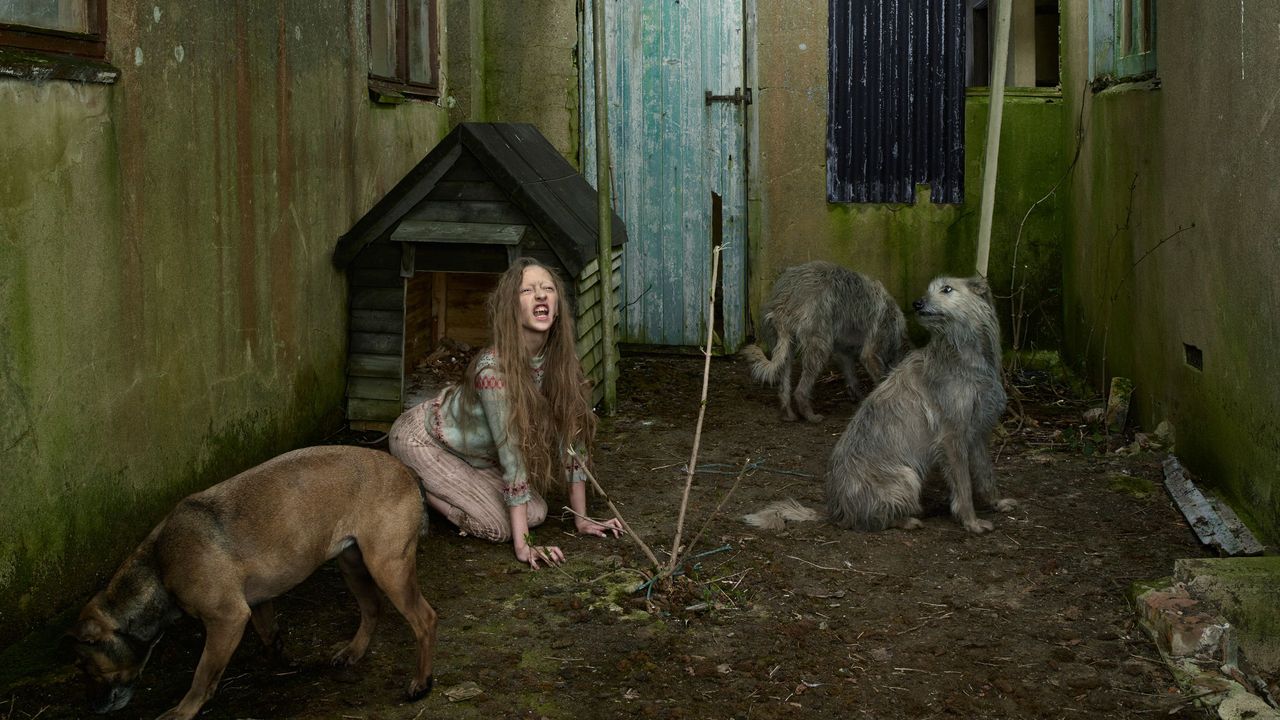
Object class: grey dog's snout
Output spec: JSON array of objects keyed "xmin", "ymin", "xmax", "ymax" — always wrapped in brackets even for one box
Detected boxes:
[{"xmin": 912, "ymin": 299, "xmax": 924, "ymax": 311}]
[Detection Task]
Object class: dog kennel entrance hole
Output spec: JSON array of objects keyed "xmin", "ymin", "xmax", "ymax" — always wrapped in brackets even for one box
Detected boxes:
[{"xmin": 403, "ymin": 270, "xmax": 499, "ymax": 409}]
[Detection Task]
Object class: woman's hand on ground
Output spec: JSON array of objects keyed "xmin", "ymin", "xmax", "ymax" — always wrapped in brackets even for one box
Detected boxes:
[
  {"xmin": 575, "ymin": 516, "xmax": 624, "ymax": 538},
  {"xmin": 515, "ymin": 543, "xmax": 564, "ymax": 569}
]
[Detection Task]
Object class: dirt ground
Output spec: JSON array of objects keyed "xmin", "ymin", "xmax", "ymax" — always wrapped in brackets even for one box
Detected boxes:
[{"xmin": 2, "ymin": 354, "xmax": 1219, "ymax": 720}]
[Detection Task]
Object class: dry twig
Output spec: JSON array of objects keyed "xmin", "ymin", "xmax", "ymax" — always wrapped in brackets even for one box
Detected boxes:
[
  {"xmin": 786, "ymin": 555, "xmax": 844, "ymax": 572},
  {"xmin": 666, "ymin": 246, "xmax": 723, "ymax": 575}
]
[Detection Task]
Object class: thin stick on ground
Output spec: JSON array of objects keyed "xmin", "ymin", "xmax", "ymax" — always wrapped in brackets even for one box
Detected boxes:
[
  {"xmin": 667, "ymin": 246, "xmax": 722, "ymax": 575},
  {"xmin": 786, "ymin": 555, "xmax": 845, "ymax": 572},
  {"xmin": 566, "ymin": 447, "xmax": 662, "ymax": 570},
  {"xmin": 677, "ymin": 456, "xmax": 752, "ymax": 567}
]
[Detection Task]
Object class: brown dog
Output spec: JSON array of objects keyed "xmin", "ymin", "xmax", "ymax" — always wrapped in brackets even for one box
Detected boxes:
[{"xmin": 69, "ymin": 445, "xmax": 437, "ymax": 720}]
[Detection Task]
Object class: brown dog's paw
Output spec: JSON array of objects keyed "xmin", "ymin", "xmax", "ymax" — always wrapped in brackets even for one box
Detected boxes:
[
  {"xmin": 330, "ymin": 646, "xmax": 364, "ymax": 668},
  {"xmin": 897, "ymin": 517, "xmax": 924, "ymax": 530},
  {"xmin": 405, "ymin": 675, "xmax": 434, "ymax": 701},
  {"xmin": 803, "ymin": 413, "xmax": 825, "ymax": 423},
  {"xmin": 994, "ymin": 498, "xmax": 1018, "ymax": 512},
  {"xmin": 962, "ymin": 518, "xmax": 994, "ymax": 534}
]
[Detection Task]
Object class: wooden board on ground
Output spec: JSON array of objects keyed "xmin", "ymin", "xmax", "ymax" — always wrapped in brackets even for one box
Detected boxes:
[{"xmin": 1162, "ymin": 456, "xmax": 1264, "ymax": 556}]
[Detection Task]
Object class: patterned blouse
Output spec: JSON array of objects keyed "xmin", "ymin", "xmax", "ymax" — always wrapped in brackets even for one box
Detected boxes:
[{"xmin": 424, "ymin": 349, "xmax": 587, "ymax": 507}]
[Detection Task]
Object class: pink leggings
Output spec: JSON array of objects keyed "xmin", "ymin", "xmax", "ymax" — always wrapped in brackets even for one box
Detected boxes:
[{"xmin": 388, "ymin": 401, "xmax": 547, "ymax": 542}]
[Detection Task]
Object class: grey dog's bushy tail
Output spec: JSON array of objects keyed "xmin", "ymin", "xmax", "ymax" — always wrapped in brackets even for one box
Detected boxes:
[{"xmin": 741, "ymin": 334, "xmax": 791, "ymax": 385}]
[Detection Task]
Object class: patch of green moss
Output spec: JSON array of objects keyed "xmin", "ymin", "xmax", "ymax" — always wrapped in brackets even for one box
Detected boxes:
[
  {"xmin": 521, "ymin": 694, "xmax": 564, "ymax": 718},
  {"xmin": 577, "ymin": 570, "xmax": 646, "ymax": 615},
  {"xmin": 1176, "ymin": 557, "xmax": 1280, "ymax": 642},
  {"xmin": 519, "ymin": 647, "xmax": 557, "ymax": 673},
  {"xmin": 1017, "ymin": 349, "xmax": 1065, "ymax": 372},
  {"xmin": 1108, "ymin": 473, "xmax": 1156, "ymax": 498},
  {"xmin": 1007, "ymin": 350, "xmax": 1094, "ymax": 396},
  {"xmin": 1126, "ymin": 576, "xmax": 1173, "ymax": 607},
  {"xmin": 619, "ymin": 610, "xmax": 658, "ymax": 623},
  {"xmin": 499, "ymin": 592, "xmax": 527, "ymax": 613}
]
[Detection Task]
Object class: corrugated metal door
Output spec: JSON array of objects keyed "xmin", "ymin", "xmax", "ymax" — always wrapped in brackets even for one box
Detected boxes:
[
  {"xmin": 827, "ymin": 0, "xmax": 966, "ymax": 204},
  {"xmin": 582, "ymin": 0, "xmax": 747, "ymax": 350}
]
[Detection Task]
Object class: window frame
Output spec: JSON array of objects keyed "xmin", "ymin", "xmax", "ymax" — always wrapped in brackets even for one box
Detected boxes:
[
  {"xmin": 1114, "ymin": 0, "xmax": 1155, "ymax": 79},
  {"xmin": 965, "ymin": 0, "xmax": 1062, "ymax": 89},
  {"xmin": 367, "ymin": 0, "xmax": 441, "ymax": 102},
  {"xmin": 1089, "ymin": 0, "xmax": 1156, "ymax": 83},
  {"xmin": 0, "ymin": 0, "xmax": 108, "ymax": 59}
]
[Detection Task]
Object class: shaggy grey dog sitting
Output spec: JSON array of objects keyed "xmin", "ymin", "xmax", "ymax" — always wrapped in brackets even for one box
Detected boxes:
[
  {"xmin": 741, "ymin": 261, "xmax": 908, "ymax": 422},
  {"xmin": 824, "ymin": 275, "xmax": 1015, "ymax": 533}
]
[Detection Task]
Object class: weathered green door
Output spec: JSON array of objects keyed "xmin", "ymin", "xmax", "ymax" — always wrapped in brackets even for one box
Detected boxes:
[{"xmin": 582, "ymin": 0, "xmax": 748, "ymax": 350}]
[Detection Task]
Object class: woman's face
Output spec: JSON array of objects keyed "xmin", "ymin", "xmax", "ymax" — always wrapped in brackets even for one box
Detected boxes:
[{"xmin": 519, "ymin": 265, "xmax": 559, "ymax": 339}]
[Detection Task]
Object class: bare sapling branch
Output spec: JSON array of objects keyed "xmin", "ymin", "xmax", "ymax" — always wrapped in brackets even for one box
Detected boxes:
[
  {"xmin": 566, "ymin": 447, "xmax": 663, "ymax": 571},
  {"xmin": 666, "ymin": 246, "xmax": 723, "ymax": 575}
]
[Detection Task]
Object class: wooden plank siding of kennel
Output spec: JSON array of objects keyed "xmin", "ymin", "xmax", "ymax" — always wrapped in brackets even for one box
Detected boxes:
[{"xmin": 334, "ymin": 123, "xmax": 628, "ymax": 430}]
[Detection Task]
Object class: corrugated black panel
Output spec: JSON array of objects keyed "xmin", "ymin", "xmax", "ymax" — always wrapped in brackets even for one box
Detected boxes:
[{"xmin": 828, "ymin": 0, "xmax": 966, "ymax": 204}]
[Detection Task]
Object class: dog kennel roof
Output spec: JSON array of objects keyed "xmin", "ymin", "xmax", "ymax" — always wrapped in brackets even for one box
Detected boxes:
[{"xmin": 333, "ymin": 123, "xmax": 627, "ymax": 277}]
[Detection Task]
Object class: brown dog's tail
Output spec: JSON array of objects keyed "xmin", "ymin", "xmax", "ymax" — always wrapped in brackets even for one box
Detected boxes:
[
  {"xmin": 741, "ymin": 334, "xmax": 792, "ymax": 386},
  {"xmin": 742, "ymin": 498, "xmax": 822, "ymax": 531}
]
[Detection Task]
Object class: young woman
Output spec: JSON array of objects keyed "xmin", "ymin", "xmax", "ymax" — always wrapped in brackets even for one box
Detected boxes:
[{"xmin": 389, "ymin": 258, "xmax": 623, "ymax": 569}]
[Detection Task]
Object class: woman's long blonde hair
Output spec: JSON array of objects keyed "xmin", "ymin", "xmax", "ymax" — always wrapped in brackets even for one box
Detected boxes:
[{"xmin": 455, "ymin": 258, "xmax": 596, "ymax": 495}]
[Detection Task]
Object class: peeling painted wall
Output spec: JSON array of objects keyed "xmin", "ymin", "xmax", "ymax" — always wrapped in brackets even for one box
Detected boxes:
[
  {"xmin": 1060, "ymin": 1, "xmax": 1280, "ymax": 543},
  {"xmin": 754, "ymin": 1, "xmax": 1067, "ymax": 351},
  {"xmin": 0, "ymin": 0, "xmax": 448, "ymax": 644}
]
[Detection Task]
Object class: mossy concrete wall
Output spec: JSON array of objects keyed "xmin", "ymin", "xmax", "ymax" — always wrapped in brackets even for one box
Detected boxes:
[
  {"xmin": 445, "ymin": 0, "xmax": 582, "ymax": 163},
  {"xmin": 439, "ymin": 2, "xmax": 1068, "ymax": 348},
  {"xmin": 0, "ymin": 0, "xmax": 448, "ymax": 645},
  {"xmin": 753, "ymin": 2, "xmax": 1067, "ymax": 350},
  {"xmin": 1059, "ymin": 2, "xmax": 1280, "ymax": 544}
]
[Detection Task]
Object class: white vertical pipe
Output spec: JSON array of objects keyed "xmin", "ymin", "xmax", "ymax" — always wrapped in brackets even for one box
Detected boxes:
[{"xmin": 975, "ymin": 0, "xmax": 1012, "ymax": 278}]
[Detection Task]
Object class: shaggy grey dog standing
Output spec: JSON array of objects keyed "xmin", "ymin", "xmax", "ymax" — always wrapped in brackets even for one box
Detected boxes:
[
  {"xmin": 741, "ymin": 261, "xmax": 908, "ymax": 422},
  {"xmin": 824, "ymin": 275, "xmax": 1015, "ymax": 533}
]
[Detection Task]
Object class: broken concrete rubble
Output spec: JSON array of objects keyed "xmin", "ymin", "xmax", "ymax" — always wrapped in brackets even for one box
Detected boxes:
[{"xmin": 1134, "ymin": 559, "xmax": 1280, "ymax": 719}]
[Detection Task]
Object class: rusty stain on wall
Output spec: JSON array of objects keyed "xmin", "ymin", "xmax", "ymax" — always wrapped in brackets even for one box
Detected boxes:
[
  {"xmin": 235, "ymin": 1, "xmax": 259, "ymax": 353},
  {"xmin": 271, "ymin": 0, "xmax": 296, "ymax": 363}
]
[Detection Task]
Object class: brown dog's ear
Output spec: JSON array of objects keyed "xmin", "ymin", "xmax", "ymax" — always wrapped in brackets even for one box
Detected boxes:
[{"xmin": 69, "ymin": 614, "xmax": 112, "ymax": 644}]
